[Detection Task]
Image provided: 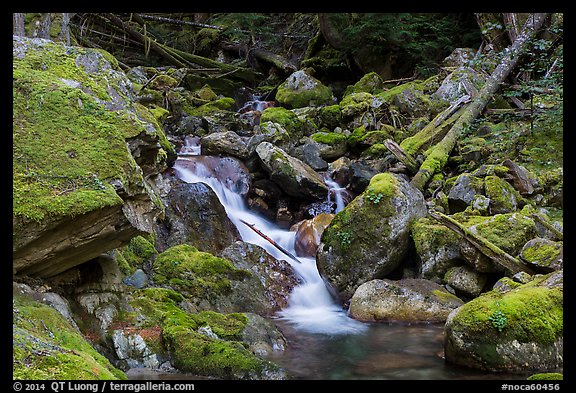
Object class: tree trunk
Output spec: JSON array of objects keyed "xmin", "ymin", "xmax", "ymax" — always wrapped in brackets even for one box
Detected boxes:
[
  {"xmin": 13, "ymin": 13, "xmax": 25, "ymax": 36},
  {"xmin": 428, "ymin": 210, "xmax": 536, "ymax": 275},
  {"xmin": 410, "ymin": 13, "xmax": 548, "ymax": 191}
]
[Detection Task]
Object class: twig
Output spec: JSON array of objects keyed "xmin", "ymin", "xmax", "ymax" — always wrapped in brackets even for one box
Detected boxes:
[{"xmin": 239, "ymin": 219, "xmax": 301, "ymax": 263}]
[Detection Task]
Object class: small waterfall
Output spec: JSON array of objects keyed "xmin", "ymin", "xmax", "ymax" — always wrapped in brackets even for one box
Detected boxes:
[
  {"xmin": 324, "ymin": 176, "xmax": 346, "ymax": 213},
  {"xmin": 173, "ymin": 154, "xmax": 366, "ymax": 335}
]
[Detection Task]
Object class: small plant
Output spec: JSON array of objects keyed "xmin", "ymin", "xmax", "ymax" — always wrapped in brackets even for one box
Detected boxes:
[
  {"xmin": 489, "ymin": 309, "xmax": 507, "ymax": 332},
  {"xmin": 366, "ymin": 191, "xmax": 384, "ymax": 204},
  {"xmin": 338, "ymin": 231, "xmax": 352, "ymax": 249}
]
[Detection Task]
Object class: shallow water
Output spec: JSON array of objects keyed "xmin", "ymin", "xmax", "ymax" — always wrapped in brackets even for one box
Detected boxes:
[{"xmin": 265, "ymin": 319, "xmax": 531, "ymax": 380}]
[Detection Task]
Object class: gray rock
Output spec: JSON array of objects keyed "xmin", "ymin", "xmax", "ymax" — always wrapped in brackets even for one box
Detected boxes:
[
  {"xmin": 444, "ymin": 265, "xmax": 487, "ymax": 297},
  {"xmin": 349, "ymin": 278, "xmax": 463, "ymax": 322},
  {"xmin": 519, "ymin": 238, "xmax": 563, "ymax": 272},
  {"xmin": 123, "ymin": 269, "xmax": 149, "ymax": 289},
  {"xmin": 256, "ymin": 142, "xmax": 329, "ymax": 200}
]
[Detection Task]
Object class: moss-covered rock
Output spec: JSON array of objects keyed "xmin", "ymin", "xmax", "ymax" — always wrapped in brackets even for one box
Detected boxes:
[
  {"xmin": 13, "ymin": 290, "xmax": 127, "ymax": 380},
  {"xmin": 13, "ymin": 36, "xmax": 168, "ymax": 278},
  {"xmin": 484, "ymin": 175, "xmax": 523, "ymax": 214},
  {"xmin": 126, "ymin": 288, "xmax": 286, "ymax": 379},
  {"xmin": 444, "ymin": 270, "xmax": 563, "ymax": 372},
  {"xmin": 317, "ymin": 173, "xmax": 427, "ymax": 302},
  {"xmin": 343, "ymin": 71, "xmax": 385, "ymax": 96},
  {"xmin": 255, "ymin": 142, "xmax": 329, "ymax": 200},
  {"xmin": 258, "ymin": 106, "xmax": 305, "ymax": 148},
  {"xmin": 152, "ymin": 244, "xmax": 251, "ymax": 310},
  {"xmin": 275, "ymin": 70, "xmax": 334, "ymax": 109},
  {"xmin": 519, "ymin": 238, "xmax": 563, "ymax": 272}
]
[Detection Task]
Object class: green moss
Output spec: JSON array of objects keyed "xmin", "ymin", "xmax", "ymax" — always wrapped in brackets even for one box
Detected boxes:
[
  {"xmin": 484, "ymin": 175, "xmax": 521, "ymax": 213},
  {"xmin": 276, "ymin": 72, "xmax": 333, "ymax": 109},
  {"xmin": 13, "ymin": 39, "xmax": 168, "ymax": 224},
  {"xmin": 310, "ymin": 131, "xmax": 347, "ymax": 145},
  {"xmin": 432, "ymin": 289, "xmax": 463, "ymax": 304},
  {"xmin": 127, "ymin": 288, "xmax": 280, "ymax": 379},
  {"xmin": 450, "ymin": 275, "xmax": 563, "ymax": 345},
  {"xmin": 318, "ymin": 104, "xmax": 342, "ymax": 128},
  {"xmin": 260, "ymin": 107, "xmax": 303, "ymax": 134},
  {"xmin": 521, "ymin": 242, "xmax": 562, "ymax": 267},
  {"xmin": 527, "ymin": 373, "xmax": 563, "ymax": 380},
  {"xmin": 188, "ymin": 97, "xmax": 235, "ymax": 116},
  {"xmin": 343, "ymin": 72, "xmax": 385, "ymax": 96},
  {"xmin": 321, "ymin": 173, "xmax": 399, "ymax": 262},
  {"xmin": 152, "ymin": 244, "xmax": 251, "ymax": 298},
  {"xmin": 13, "ymin": 293, "xmax": 126, "ymax": 380},
  {"xmin": 116, "ymin": 235, "xmax": 158, "ymax": 273},
  {"xmin": 375, "ymin": 81, "xmax": 425, "ymax": 104},
  {"xmin": 412, "ymin": 217, "xmax": 460, "ymax": 256}
]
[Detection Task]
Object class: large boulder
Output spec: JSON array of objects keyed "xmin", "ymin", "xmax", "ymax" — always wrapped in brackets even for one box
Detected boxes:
[
  {"xmin": 13, "ymin": 37, "xmax": 170, "ymax": 278},
  {"xmin": 316, "ymin": 173, "xmax": 427, "ymax": 302},
  {"xmin": 155, "ymin": 179, "xmax": 241, "ymax": 254},
  {"xmin": 348, "ymin": 278, "xmax": 463, "ymax": 323},
  {"xmin": 275, "ymin": 70, "xmax": 334, "ymax": 109},
  {"xmin": 444, "ymin": 271, "xmax": 563, "ymax": 373}
]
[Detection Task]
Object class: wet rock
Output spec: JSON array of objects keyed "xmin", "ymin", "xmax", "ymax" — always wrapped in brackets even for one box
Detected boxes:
[
  {"xmin": 240, "ymin": 313, "xmax": 288, "ymax": 357},
  {"xmin": 256, "ymin": 142, "xmax": 329, "ymax": 200},
  {"xmin": 349, "ymin": 278, "xmax": 464, "ymax": 323},
  {"xmin": 123, "ymin": 269, "xmax": 149, "ymax": 289},
  {"xmin": 317, "ymin": 173, "xmax": 427, "ymax": 302},
  {"xmin": 219, "ymin": 241, "xmax": 300, "ymax": 313},
  {"xmin": 156, "ymin": 179, "xmax": 240, "ymax": 254},
  {"xmin": 290, "ymin": 140, "xmax": 329, "ymax": 171},
  {"xmin": 201, "ymin": 131, "xmax": 251, "ymax": 159},
  {"xmin": 292, "ymin": 213, "xmax": 335, "ymax": 257}
]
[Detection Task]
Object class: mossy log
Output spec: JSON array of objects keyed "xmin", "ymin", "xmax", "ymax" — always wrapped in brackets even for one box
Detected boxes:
[
  {"xmin": 428, "ymin": 210, "xmax": 536, "ymax": 275},
  {"xmin": 383, "ymin": 139, "xmax": 419, "ymax": 174},
  {"xmin": 100, "ymin": 14, "xmax": 258, "ymax": 83},
  {"xmin": 221, "ymin": 42, "xmax": 297, "ymax": 75},
  {"xmin": 398, "ymin": 94, "xmax": 469, "ymax": 158},
  {"xmin": 410, "ymin": 13, "xmax": 549, "ymax": 191}
]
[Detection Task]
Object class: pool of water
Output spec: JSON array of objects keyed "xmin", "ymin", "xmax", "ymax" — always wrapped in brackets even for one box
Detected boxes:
[{"xmin": 264, "ymin": 319, "xmax": 532, "ymax": 380}]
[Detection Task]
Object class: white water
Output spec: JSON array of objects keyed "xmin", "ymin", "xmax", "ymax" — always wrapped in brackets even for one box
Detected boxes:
[
  {"xmin": 172, "ymin": 146, "xmax": 366, "ymax": 335},
  {"xmin": 324, "ymin": 176, "xmax": 346, "ymax": 213}
]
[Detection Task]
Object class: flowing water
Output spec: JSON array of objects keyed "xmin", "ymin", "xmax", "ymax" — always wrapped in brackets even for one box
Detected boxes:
[{"xmin": 156, "ymin": 141, "xmax": 529, "ymax": 380}]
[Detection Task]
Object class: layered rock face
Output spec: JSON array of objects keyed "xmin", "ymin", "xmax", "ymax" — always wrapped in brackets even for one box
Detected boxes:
[{"xmin": 13, "ymin": 37, "xmax": 170, "ymax": 278}]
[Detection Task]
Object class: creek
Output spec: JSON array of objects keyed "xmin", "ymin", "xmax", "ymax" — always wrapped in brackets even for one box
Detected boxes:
[{"xmin": 138, "ymin": 140, "xmax": 529, "ymax": 380}]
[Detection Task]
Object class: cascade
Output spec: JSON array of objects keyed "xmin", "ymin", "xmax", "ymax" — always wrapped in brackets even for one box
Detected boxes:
[{"xmin": 172, "ymin": 147, "xmax": 366, "ymax": 335}]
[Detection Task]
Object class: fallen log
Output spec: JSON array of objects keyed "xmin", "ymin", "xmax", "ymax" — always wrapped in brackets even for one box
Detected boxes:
[
  {"xmin": 383, "ymin": 139, "xmax": 419, "ymax": 174},
  {"xmin": 410, "ymin": 13, "xmax": 549, "ymax": 191},
  {"xmin": 239, "ymin": 219, "xmax": 301, "ymax": 264},
  {"xmin": 428, "ymin": 209, "xmax": 536, "ymax": 275}
]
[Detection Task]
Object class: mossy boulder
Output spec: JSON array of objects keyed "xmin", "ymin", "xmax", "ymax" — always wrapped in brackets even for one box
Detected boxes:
[
  {"xmin": 343, "ymin": 71, "xmax": 385, "ymax": 96},
  {"xmin": 13, "ymin": 288, "xmax": 127, "ymax": 380},
  {"xmin": 258, "ymin": 106, "xmax": 305, "ymax": 149},
  {"xmin": 519, "ymin": 238, "xmax": 563, "ymax": 272},
  {"xmin": 152, "ymin": 244, "xmax": 260, "ymax": 313},
  {"xmin": 317, "ymin": 173, "xmax": 427, "ymax": 302},
  {"xmin": 413, "ymin": 207, "xmax": 540, "ymax": 279},
  {"xmin": 484, "ymin": 175, "xmax": 523, "ymax": 214},
  {"xmin": 13, "ymin": 36, "xmax": 169, "ymax": 278},
  {"xmin": 411, "ymin": 216, "xmax": 462, "ymax": 279},
  {"xmin": 444, "ymin": 270, "xmax": 563, "ymax": 372},
  {"xmin": 126, "ymin": 288, "xmax": 287, "ymax": 379},
  {"xmin": 275, "ymin": 70, "xmax": 334, "ymax": 109}
]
